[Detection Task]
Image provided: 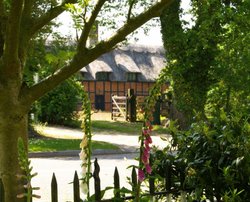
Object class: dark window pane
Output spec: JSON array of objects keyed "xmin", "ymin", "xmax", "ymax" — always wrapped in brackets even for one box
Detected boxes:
[
  {"xmin": 127, "ymin": 73, "xmax": 137, "ymax": 81},
  {"xmin": 96, "ymin": 72, "xmax": 109, "ymax": 81}
]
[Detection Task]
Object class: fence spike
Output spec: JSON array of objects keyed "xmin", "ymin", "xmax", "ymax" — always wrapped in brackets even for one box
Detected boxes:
[
  {"xmin": 180, "ymin": 168, "xmax": 186, "ymax": 190},
  {"xmin": 131, "ymin": 166, "xmax": 137, "ymax": 192},
  {"xmin": 149, "ymin": 157, "xmax": 155, "ymax": 196},
  {"xmin": 0, "ymin": 178, "xmax": 4, "ymax": 202},
  {"xmin": 114, "ymin": 167, "xmax": 120, "ymax": 199},
  {"xmin": 165, "ymin": 161, "xmax": 172, "ymax": 202},
  {"xmin": 51, "ymin": 173, "xmax": 58, "ymax": 202},
  {"xmin": 93, "ymin": 158, "xmax": 101, "ymax": 201},
  {"xmin": 73, "ymin": 171, "xmax": 81, "ymax": 202},
  {"xmin": 149, "ymin": 176, "xmax": 155, "ymax": 195},
  {"xmin": 165, "ymin": 161, "xmax": 172, "ymax": 191}
]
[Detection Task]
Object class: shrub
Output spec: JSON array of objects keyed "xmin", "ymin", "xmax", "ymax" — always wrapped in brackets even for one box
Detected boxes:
[
  {"xmin": 152, "ymin": 110, "xmax": 250, "ymax": 201},
  {"xmin": 37, "ymin": 78, "xmax": 83, "ymax": 126}
]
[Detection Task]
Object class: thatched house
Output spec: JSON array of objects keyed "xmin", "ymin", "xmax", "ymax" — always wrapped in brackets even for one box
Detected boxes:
[{"xmin": 79, "ymin": 44, "xmax": 167, "ymax": 111}]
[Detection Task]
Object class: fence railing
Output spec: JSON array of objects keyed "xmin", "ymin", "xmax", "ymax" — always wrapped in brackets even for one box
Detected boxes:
[
  {"xmin": 0, "ymin": 158, "xmax": 192, "ymax": 202},
  {"xmin": 111, "ymin": 95, "xmax": 127, "ymax": 121},
  {"xmin": 111, "ymin": 89, "xmax": 137, "ymax": 122}
]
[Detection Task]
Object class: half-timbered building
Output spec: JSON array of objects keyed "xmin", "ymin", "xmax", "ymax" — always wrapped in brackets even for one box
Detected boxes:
[{"xmin": 79, "ymin": 45, "xmax": 167, "ymax": 111}]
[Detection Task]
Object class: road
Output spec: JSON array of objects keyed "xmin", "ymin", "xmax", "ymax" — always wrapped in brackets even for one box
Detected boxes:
[{"xmin": 31, "ymin": 153, "xmax": 137, "ymax": 202}]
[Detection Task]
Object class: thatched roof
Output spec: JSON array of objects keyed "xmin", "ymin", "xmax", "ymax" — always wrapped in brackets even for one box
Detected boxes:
[{"xmin": 81, "ymin": 45, "xmax": 166, "ymax": 82}]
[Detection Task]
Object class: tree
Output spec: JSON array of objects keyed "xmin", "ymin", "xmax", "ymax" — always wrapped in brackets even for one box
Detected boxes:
[
  {"xmin": 159, "ymin": 1, "xmax": 250, "ymax": 199},
  {"xmin": 207, "ymin": 0, "xmax": 250, "ymax": 117},
  {"xmin": 0, "ymin": 0, "xmax": 173, "ymax": 201},
  {"xmin": 160, "ymin": 0, "xmax": 250, "ymax": 127}
]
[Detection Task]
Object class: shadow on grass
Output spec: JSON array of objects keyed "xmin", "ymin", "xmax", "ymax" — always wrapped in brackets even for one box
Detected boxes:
[
  {"xmin": 92, "ymin": 120, "xmax": 169, "ymax": 136},
  {"xmin": 28, "ymin": 137, "xmax": 119, "ymax": 152}
]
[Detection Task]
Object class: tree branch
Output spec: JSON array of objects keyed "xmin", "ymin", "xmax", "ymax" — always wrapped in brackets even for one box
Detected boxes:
[
  {"xmin": 18, "ymin": 0, "xmax": 35, "ymax": 63},
  {"xmin": 0, "ymin": 0, "xmax": 4, "ymax": 57},
  {"xmin": 29, "ymin": 0, "xmax": 77, "ymax": 37},
  {"xmin": 21, "ymin": 51, "xmax": 91, "ymax": 105},
  {"xmin": 92, "ymin": 0, "xmax": 174, "ymax": 52},
  {"xmin": 2, "ymin": 0, "xmax": 24, "ymax": 63},
  {"xmin": 20, "ymin": 0, "xmax": 34, "ymax": 34},
  {"xmin": 127, "ymin": 0, "xmax": 136, "ymax": 21},
  {"xmin": 78, "ymin": 0, "xmax": 106, "ymax": 48},
  {"xmin": 23, "ymin": 0, "xmax": 34, "ymax": 16},
  {"xmin": 0, "ymin": 0, "xmax": 3, "ymax": 15},
  {"xmin": 21, "ymin": 0, "xmax": 174, "ymax": 104}
]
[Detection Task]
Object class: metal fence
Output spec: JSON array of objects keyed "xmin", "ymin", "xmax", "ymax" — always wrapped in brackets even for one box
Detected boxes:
[{"xmin": 0, "ymin": 158, "xmax": 190, "ymax": 202}]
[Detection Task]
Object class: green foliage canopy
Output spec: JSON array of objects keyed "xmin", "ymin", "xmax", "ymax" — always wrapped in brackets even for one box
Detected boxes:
[
  {"xmin": 160, "ymin": 0, "xmax": 250, "ymax": 124},
  {"xmin": 155, "ymin": 1, "xmax": 250, "ymax": 200}
]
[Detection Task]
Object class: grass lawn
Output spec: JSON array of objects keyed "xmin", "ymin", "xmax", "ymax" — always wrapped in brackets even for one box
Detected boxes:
[
  {"xmin": 28, "ymin": 138, "xmax": 119, "ymax": 152},
  {"xmin": 92, "ymin": 120, "xmax": 142, "ymax": 134},
  {"xmin": 30, "ymin": 115, "xmax": 169, "ymax": 152},
  {"xmin": 92, "ymin": 120, "xmax": 169, "ymax": 135}
]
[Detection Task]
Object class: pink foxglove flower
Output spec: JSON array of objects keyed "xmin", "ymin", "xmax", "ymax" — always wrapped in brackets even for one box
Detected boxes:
[
  {"xmin": 144, "ymin": 141, "xmax": 150, "ymax": 150},
  {"xmin": 142, "ymin": 153, "xmax": 148, "ymax": 164},
  {"xmin": 143, "ymin": 149, "xmax": 150, "ymax": 161},
  {"xmin": 144, "ymin": 146, "xmax": 150, "ymax": 154},
  {"xmin": 139, "ymin": 119, "xmax": 154, "ymax": 182},
  {"xmin": 145, "ymin": 164, "xmax": 152, "ymax": 174},
  {"xmin": 144, "ymin": 139, "xmax": 150, "ymax": 146},
  {"xmin": 138, "ymin": 169, "xmax": 145, "ymax": 182},
  {"xmin": 146, "ymin": 135, "xmax": 152, "ymax": 144},
  {"xmin": 142, "ymin": 129, "xmax": 150, "ymax": 135}
]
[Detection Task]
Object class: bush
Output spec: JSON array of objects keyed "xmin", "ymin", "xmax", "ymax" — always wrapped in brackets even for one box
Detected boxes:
[
  {"xmin": 36, "ymin": 78, "xmax": 83, "ymax": 126},
  {"xmin": 151, "ymin": 110, "xmax": 250, "ymax": 201}
]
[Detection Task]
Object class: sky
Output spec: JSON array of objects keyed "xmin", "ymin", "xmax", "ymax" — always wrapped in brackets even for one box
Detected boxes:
[
  {"xmin": 55, "ymin": 13, "xmax": 163, "ymax": 45},
  {"xmin": 55, "ymin": 0, "xmax": 192, "ymax": 46}
]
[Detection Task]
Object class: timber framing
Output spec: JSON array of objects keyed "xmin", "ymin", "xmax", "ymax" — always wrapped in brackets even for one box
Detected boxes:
[{"xmin": 79, "ymin": 45, "xmax": 168, "ymax": 111}]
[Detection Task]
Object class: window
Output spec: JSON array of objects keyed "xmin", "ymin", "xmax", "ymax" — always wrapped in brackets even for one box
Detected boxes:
[
  {"xmin": 127, "ymin": 73, "xmax": 137, "ymax": 81},
  {"xmin": 96, "ymin": 72, "xmax": 109, "ymax": 81}
]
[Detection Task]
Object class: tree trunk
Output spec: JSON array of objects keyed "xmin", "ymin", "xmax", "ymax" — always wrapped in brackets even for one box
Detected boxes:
[{"xmin": 0, "ymin": 92, "xmax": 29, "ymax": 202}]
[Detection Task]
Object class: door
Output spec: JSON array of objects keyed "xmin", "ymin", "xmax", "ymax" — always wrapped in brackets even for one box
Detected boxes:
[{"xmin": 95, "ymin": 95, "xmax": 105, "ymax": 111}]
